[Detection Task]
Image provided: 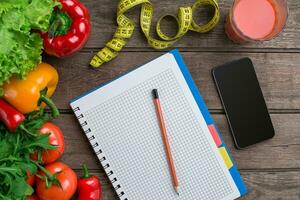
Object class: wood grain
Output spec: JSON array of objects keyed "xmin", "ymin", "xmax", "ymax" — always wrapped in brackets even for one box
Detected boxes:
[
  {"xmin": 239, "ymin": 170, "xmax": 300, "ymax": 200},
  {"xmin": 42, "ymin": 0, "xmax": 300, "ymax": 199},
  {"xmin": 74, "ymin": 169, "xmax": 300, "ymax": 200},
  {"xmin": 44, "ymin": 51, "xmax": 300, "ymax": 110},
  {"xmin": 80, "ymin": 0, "xmax": 300, "ymax": 50},
  {"xmin": 52, "ymin": 113, "xmax": 300, "ymax": 170}
]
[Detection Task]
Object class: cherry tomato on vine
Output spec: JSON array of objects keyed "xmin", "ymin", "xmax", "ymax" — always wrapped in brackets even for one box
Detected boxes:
[
  {"xmin": 26, "ymin": 170, "xmax": 35, "ymax": 186},
  {"xmin": 36, "ymin": 162, "xmax": 77, "ymax": 200},
  {"xmin": 32, "ymin": 122, "xmax": 65, "ymax": 164}
]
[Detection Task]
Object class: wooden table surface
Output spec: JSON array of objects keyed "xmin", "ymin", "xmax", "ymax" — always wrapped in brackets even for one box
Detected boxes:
[{"xmin": 44, "ymin": 0, "xmax": 300, "ymax": 199}]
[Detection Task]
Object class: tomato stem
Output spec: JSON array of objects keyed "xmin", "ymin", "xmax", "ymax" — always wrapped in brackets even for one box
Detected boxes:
[
  {"xmin": 35, "ymin": 162, "xmax": 62, "ymax": 188},
  {"xmin": 36, "ymin": 163, "xmax": 53, "ymax": 178}
]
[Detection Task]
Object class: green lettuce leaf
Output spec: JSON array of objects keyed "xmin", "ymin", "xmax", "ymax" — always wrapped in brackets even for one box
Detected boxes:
[{"xmin": 0, "ymin": 0, "xmax": 59, "ymax": 86}]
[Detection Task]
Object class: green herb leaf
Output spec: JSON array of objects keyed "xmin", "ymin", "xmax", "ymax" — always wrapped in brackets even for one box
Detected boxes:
[
  {"xmin": 0, "ymin": 109, "xmax": 56, "ymax": 199},
  {"xmin": 10, "ymin": 175, "xmax": 34, "ymax": 198}
]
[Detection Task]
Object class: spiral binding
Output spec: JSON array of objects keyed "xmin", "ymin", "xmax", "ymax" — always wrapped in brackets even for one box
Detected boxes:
[{"xmin": 72, "ymin": 106, "xmax": 128, "ymax": 200}]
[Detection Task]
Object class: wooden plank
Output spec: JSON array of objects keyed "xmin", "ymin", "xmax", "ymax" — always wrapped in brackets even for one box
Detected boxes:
[
  {"xmin": 74, "ymin": 169, "xmax": 300, "ymax": 200},
  {"xmin": 80, "ymin": 0, "xmax": 300, "ymax": 50},
  {"xmin": 239, "ymin": 170, "xmax": 300, "ymax": 200},
  {"xmin": 45, "ymin": 51, "xmax": 300, "ymax": 110},
  {"xmin": 53, "ymin": 113, "xmax": 300, "ymax": 170}
]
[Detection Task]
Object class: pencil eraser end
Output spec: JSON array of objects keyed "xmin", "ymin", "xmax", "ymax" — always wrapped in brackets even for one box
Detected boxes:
[{"xmin": 152, "ymin": 89, "xmax": 159, "ymax": 99}]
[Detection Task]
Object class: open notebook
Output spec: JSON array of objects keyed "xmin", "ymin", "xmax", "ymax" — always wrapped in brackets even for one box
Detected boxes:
[{"xmin": 70, "ymin": 50, "xmax": 247, "ymax": 200}]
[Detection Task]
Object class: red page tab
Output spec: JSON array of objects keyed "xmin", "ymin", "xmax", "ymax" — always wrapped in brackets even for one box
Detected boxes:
[{"xmin": 208, "ymin": 124, "xmax": 222, "ymax": 147}]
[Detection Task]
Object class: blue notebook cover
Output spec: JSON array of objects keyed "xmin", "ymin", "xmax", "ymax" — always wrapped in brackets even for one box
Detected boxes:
[
  {"xmin": 71, "ymin": 49, "xmax": 247, "ymax": 197},
  {"xmin": 170, "ymin": 49, "xmax": 247, "ymax": 196}
]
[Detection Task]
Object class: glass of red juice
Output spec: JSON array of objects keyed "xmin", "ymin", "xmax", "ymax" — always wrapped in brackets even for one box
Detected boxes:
[{"xmin": 225, "ymin": 0, "xmax": 288, "ymax": 43}]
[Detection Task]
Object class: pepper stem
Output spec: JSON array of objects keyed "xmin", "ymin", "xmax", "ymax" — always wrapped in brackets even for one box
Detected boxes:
[
  {"xmin": 39, "ymin": 95, "xmax": 60, "ymax": 118},
  {"xmin": 82, "ymin": 164, "xmax": 91, "ymax": 179},
  {"xmin": 48, "ymin": 10, "xmax": 72, "ymax": 38}
]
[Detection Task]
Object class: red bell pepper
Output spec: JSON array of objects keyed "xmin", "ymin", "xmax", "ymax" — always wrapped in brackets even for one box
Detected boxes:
[
  {"xmin": 77, "ymin": 164, "xmax": 102, "ymax": 200},
  {"xmin": 42, "ymin": 0, "xmax": 91, "ymax": 57},
  {"xmin": 0, "ymin": 99, "xmax": 25, "ymax": 132}
]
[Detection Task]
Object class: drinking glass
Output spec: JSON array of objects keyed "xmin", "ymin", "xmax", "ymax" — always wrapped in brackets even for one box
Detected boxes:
[{"xmin": 225, "ymin": 0, "xmax": 288, "ymax": 43}]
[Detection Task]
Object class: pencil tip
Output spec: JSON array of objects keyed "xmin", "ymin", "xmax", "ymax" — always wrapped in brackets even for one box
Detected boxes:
[{"xmin": 175, "ymin": 187, "xmax": 179, "ymax": 195}]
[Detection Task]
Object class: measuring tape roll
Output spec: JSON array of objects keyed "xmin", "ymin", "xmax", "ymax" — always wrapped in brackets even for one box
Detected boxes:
[{"xmin": 90, "ymin": 0, "xmax": 220, "ymax": 68}]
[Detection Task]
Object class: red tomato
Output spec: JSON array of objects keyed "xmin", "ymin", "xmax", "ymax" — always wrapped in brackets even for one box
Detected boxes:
[
  {"xmin": 36, "ymin": 162, "xmax": 77, "ymax": 200},
  {"xmin": 26, "ymin": 170, "xmax": 35, "ymax": 186},
  {"xmin": 27, "ymin": 195, "xmax": 39, "ymax": 200},
  {"xmin": 32, "ymin": 122, "xmax": 65, "ymax": 164}
]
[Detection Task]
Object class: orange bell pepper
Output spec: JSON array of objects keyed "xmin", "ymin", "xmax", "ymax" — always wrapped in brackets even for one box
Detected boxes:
[{"xmin": 3, "ymin": 62, "xmax": 60, "ymax": 117}]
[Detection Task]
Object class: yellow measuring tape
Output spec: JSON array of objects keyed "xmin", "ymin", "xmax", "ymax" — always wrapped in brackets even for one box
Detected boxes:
[{"xmin": 90, "ymin": 0, "xmax": 220, "ymax": 68}]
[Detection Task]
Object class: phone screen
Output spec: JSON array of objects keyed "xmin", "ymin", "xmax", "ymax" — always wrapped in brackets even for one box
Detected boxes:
[{"xmin": 212, "ymin": 58, "xmax": 274, "ymax": 149}]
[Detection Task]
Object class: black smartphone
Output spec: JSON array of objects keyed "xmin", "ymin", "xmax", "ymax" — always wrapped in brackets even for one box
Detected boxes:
[{"xmin": 212, "ymin": 58, "xmax": 274, "ymax": 149}]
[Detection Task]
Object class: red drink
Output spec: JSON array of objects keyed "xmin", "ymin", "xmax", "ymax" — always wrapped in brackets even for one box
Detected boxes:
[{"xmin": 226, "ymin": 0, "xmax": 288, "ymax": 43}]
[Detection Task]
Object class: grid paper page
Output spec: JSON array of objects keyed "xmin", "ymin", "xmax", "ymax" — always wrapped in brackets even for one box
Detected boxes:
[{"xmin": 71, "ymin": 53, "xmax": 240, "ymax": 200}]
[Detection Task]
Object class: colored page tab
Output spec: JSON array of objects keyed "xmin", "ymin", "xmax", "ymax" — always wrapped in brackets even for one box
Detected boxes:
[
  {"xmin": 219, "ymin": 147, "xmax": 233, "ymax": 169},
  {"xmin": 208, "ymin": 124, "xmax": 222, "ymax": 147}
]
